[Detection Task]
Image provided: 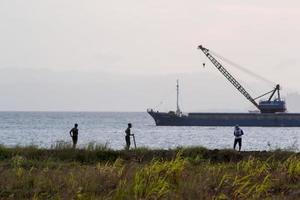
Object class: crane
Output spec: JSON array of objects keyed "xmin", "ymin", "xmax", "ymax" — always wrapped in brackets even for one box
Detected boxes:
[{"xmin": 198, "ymin": 45, "xmax": 286, "ymax": 113}]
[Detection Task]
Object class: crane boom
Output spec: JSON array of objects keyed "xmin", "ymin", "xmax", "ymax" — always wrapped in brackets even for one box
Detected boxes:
[{"xmin": 198, "ymin": 45, "xmax": 260, "ymax": 110}]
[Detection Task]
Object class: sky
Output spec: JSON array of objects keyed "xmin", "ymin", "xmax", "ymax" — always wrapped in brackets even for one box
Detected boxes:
[{"xmin": 0, "ymin": 0, "xmax": 300, "ymax": 111}]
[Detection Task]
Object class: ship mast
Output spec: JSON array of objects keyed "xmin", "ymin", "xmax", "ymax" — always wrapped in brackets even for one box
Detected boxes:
[{"xmin": 176, "ymin": 80, "xmax": 181, "ymax": 115}]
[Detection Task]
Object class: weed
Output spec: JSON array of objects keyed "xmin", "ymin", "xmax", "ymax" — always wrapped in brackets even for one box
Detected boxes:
[{"xmin": 0, "ymin": 145, "xmax": 299, "ymax": 199}]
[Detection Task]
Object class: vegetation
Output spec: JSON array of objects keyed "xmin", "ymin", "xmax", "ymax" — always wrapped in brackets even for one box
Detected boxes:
[{"xmin": 0, "ymin": 143, "xmax": 299, "ymax": 199}]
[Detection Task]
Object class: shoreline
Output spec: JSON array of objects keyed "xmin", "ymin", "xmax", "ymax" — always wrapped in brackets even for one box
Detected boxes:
[{"xmin": 1, "ymin": 144, "xmax": 299, "ymax": 163}]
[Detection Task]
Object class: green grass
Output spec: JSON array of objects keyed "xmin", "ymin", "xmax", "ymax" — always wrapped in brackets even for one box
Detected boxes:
[{"xmin": 0, "ymin": 144, "xmax": 299, "ymax": 199}]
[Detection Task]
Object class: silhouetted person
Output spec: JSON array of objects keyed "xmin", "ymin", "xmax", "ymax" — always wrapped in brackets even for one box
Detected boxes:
[
  {"xmin": 70, "ymin": 123, "xmax": 79, "ymax": 148},
  {"xmin": 125, "ymin": 123, "xmax": 133, "ymax": 150},
  {"xmin": 233, "ymin": 125, "xmax": 244, "ymax": 151}
]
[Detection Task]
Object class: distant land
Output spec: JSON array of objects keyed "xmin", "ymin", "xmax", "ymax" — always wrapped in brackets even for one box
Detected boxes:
[{"xmin": 0, "ymin": 67, "xmax": 300, "ymax": 112}]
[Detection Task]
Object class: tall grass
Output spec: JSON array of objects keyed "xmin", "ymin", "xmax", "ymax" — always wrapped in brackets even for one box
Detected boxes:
[
  {"xmin": 0, "ymin": 145, "xmax": 299, "ymax": 199},
  {"xmin": 115, "ymin": 152, "xmax": 186, "ymax": 199}
]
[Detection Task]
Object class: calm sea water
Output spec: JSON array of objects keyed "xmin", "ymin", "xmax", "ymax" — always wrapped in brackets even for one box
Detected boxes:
[{"xmin": 0, "ymin": 112, "xmax": 299, "ymax": 151}]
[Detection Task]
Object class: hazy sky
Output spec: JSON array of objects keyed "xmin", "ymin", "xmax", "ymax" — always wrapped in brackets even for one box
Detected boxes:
[{"xmin": 0, "ymin": 1, "xmax": 300, "ymax": 111}]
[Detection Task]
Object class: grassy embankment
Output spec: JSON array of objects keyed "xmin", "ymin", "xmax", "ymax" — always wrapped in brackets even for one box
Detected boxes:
[{"xmin": 0, "ymin": 143, "xmax": 299, "ymax": 199}]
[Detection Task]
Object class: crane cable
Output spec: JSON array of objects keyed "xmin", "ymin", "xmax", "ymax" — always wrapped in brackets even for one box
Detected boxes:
[{"xmin": 208, "ymin": 49, "xmax": 276, "ymax": 86}]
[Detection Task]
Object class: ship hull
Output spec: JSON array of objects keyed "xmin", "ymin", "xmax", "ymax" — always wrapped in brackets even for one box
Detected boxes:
[{"xmin": 147, "ymin": 111, "xmax": 300, "ymax": 127}]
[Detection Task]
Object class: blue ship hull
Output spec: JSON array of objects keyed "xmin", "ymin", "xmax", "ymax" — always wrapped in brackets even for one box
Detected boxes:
[{"xmin": 147, "ymin": 110, "xmax": 300, "ymax": 127}]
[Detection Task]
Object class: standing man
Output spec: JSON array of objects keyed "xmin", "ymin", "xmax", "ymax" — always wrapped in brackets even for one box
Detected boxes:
[
  {"xmin": 70, "ymin": 123, "xmax": 79, "ymax": 148},
  {"xmin": 233, "ymin": 125, "xmax": 244, "ymax": 151},
  {"xmin": 125, "ymin": 123, "xmax": 133, "ymax": 150}
]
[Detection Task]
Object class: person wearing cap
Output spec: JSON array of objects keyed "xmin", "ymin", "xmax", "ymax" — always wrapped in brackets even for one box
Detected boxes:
[
  {"xmin": 69, "ymin": 123, "xmax": 79, "ymax": 148},
  {"xmin": 233, "ymin": 125, "xmax": 244, "ymax": 151},
  {"xmin": 125, "ymin": 123, "xmax": 133, "ymax": 150}
]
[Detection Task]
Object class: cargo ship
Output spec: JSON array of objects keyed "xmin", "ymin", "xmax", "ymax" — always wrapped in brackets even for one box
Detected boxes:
[{"xmin": 147, "ymin": 45, "xmax": 300, "ymax": 127}]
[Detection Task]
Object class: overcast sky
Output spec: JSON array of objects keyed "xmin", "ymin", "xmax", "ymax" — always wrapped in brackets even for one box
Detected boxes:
[{"xmin": 0, "ymin": 0, "xmax": 300, "ymax": 111}]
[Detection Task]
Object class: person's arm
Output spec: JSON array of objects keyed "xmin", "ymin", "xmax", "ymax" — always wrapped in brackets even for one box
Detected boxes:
[
  {"xmin": 241, "ymin": 130, "xmax": 244, "ymax": 135},
  {"xmin": 69, "ymin": 129, "xmax": 73, "ymax": 137}
]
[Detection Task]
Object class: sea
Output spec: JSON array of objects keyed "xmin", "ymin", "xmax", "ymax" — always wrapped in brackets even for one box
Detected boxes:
[{"xmin": 0, "ymin": 112, "xmax": 299, "ymax": 151}]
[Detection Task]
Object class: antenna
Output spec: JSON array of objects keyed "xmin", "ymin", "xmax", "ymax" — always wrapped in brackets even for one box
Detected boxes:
[{"xmin": 176, "ymin": 80, "xmax": 181, "ymax": 115}]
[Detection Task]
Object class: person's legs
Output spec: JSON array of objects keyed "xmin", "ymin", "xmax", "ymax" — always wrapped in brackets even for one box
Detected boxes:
[
  {"xmin": 125, "ymin": 135, "xmax": 130, "ymax": 150},
  {"xmin": 233, "ymin": 139, "xmax": 238, "ymax": 150},
  {"xmin": 72, "ymin": 136, "xmax": 78, "ymax": 148},
  {"xmin": 238, "ymin": 138, "xmax": 242, "ymax": 151}
]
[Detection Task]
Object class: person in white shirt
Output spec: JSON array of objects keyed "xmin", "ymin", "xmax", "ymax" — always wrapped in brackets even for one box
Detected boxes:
[{"xmin": 233, "ymin": 125, "xmax": 244, "ymax": 151}]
